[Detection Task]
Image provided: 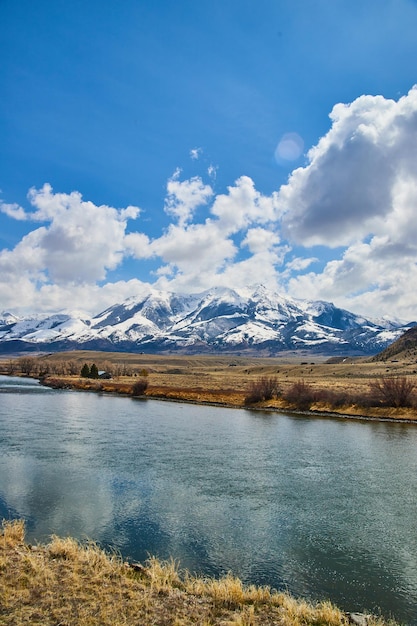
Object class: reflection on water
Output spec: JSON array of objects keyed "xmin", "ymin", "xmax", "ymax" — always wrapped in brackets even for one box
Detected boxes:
[{"xmin": 0, "ymin": 375, "xmax": 417, "ymax": 624}]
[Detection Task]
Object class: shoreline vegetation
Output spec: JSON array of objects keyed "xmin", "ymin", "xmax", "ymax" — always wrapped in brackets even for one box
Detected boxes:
[
  {"xmin": 1, "ymin": 350, "xmax": 417, "ymax": 421},
  {"xmin": 0, "ymin": 520, "xmax": 397, "ymax": 626}
]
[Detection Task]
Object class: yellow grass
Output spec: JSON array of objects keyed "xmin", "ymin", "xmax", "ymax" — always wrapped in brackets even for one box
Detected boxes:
[
  {"xmin": 0, "ymin": 520, "xmax": 398, "ymax": 626},
  {"xmin": 8, "ymin": 349, "xmax": 415, "ymax": 420}
]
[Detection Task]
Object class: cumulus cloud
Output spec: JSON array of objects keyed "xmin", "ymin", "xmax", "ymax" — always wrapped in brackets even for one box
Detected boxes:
[
  {"xmin": 124, "ymin": 232, "xmax": 152, "ymax": 259},
  {"xmin": 278, "ymin": 86, "xmax": 417, "ymax": 319},
  {"xmin": 4, "ymin": 84, "xmax": 417, "ymax": 323},
  {"xmin": 164, "ymin": 170, "xmax": 213, "ymax": 226},
  {"xmin": 23, "ymin": 184, "xmax": 141, "ymax": 283},
  {"xmin": 0, "ymin": 185, "xmax": 143, "ymax": 312},
  {"xmin": 0, "ymin": 175, "xmax": 288, "ymax": 314},
  {"xmin": 150, "ymin": 175, "xmax": 286, "ymax": 293},
  {"xmin": 211, "ymin": 176, "xmax": 280, "ymax": 231},
  {"xmin": 242, "ymin": 227, "xmax": 280, "ymax": 254},
  {"xmin": 279, "ymin": 87, "xmax": 417, "ymax": 247},
  {"xmin": 0, "ymin": 202, "xmax": 27, "ymax": 221},
  {"xmin": 288, "ymin": 234, "xmax": 417, "ymax": 321}
]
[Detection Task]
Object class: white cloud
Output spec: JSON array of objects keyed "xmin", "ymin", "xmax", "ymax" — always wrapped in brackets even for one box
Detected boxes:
[
  {"xmin": 151, "ymin": 221, "xmax": 237, "ymax": 275},
  {"xmin": 124, "ymin": 232, "xmax": 152, "ymax": 259},
  {"xmin": 0, "ymin": 185, "xmax": 144, "ymax": 313},
  {"xmin": 0, "ymin": 274, "xmax": 155, "ymax": 317},
  {"xmin": 0, "ymin": 202, "xmax": 27, "ymax": 221},
  {"xmin": 284, "ymin": 256, "xmax": 318, "ymax": 273},
  {"xmin": 164, "ymin": 170, "xmax": 213, "ymax": 226},
  {"xmin": 190, "ymin": 147, "xmax": 202, "ymax": 160},
  {"xmin": 0, "ymin": 176, "xmax": 289, "ymax": 314},
  {"xmin": 279, "ymin": 86, "xmax": 417, "ymax": 247},
  {"xmin": 150, "ymin": 176, "xmax": 287, "ymax": 294},
  {"xmin": 277, "ymin": 86, "xmax": 417, "ymax": 319},
  {"xmin": 4, "ymin": 86, "xmax": 417, "ymax": 325},
  {"xmin": 242, "ymin": 227, "xmax": 280, "ymax": 254},
  {"xmin": 288, "ymin": 234, "xmax": 417, "ymax": 321},
  {"xmin": 207, "ymin": 164, "xmax": 217, "ymax": 179},
  {"xmin": 211, "ymin": 176, "xmax": 280, "ymax": 232}
]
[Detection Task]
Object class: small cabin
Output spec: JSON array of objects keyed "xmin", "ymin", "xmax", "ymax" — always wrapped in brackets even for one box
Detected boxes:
[{"xmin": 98, "ymin": 371, "xmax": 112, "ymax": 379}]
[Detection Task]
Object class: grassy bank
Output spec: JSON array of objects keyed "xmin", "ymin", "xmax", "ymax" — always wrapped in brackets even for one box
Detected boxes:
[
  {"xmin": 41, "ymin": 373, "xmax": 417, "ymax": 422},
  {"xmin": 0, "ymin": 520, "xmax": 396, "ymax": 626},
  {"xmin": 2, "ymin": 350, "xmax": 417, "ymax": 419}
]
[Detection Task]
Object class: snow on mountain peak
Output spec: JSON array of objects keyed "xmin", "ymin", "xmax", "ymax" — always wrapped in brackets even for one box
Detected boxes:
[{"xmin": 0, "ymin": 285, "xmax": 413, "ymax": 355}]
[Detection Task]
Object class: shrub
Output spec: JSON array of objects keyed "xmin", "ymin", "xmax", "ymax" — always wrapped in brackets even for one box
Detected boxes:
[
  {"xmin": 368, "ymin": 376, "xmax": 416, "ymax": 408},
  {"xmin": 244, "ymin": 376, "xmax": 280, "ymax": 405},
  {"xmin": 283, "ymin": 380, "xmax": 316, "ymax": 410},
  {"xmin": 131, "ymin": 379, "xmax": 149, "ymax": 396},
  {"xmin": 318, "ymin": 388, "xmax": 357, "ymax": 408}
]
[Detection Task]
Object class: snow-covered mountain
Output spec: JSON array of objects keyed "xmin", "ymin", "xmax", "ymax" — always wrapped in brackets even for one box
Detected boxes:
[{"xmin": 0, "ymin": 286, "xmax": 413, "ymax": 355}]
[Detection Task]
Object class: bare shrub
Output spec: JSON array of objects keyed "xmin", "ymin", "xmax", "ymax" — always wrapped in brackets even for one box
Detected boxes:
[
  {"xmin": 368, "ymin": 376, "xmax": 416, "ymax": 408},
  {"xmin": 67, "ymin": 360, "xmax": 79, "ymax": 375},
  {"xmin": 320, "ymin": 388, "xmax": 357, "ymax": 408},
  {"xmin": 244, "ymin": 376, "xmax": 280, "ymax": 405},
  {"xmin": 131, "ymin": 379, "xmax": 149, "ymax": 396},
  {"xmin": 42, "ymin": 377, "xmax": 73, "ymax": 390},
  {"xmin": 283, "ymin": 380, "xmax": 316, "ymax": 410}
]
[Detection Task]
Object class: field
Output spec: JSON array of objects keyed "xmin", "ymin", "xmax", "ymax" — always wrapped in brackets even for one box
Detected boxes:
[{"xmin": 3, "ymin": 350, "xmax": 417, "ymax": 420}]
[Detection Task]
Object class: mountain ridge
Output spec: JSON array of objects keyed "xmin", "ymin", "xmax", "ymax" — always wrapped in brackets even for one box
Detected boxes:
[
  {"xmin": 0, "ymin": 286, "xmax": 413, "ymax": 356},
  {"xmin": 370, "ymin": 325, "xmax": 417, "ymax": 362}
]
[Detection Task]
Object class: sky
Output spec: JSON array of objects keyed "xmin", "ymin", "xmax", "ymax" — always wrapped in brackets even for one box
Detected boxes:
[{"xmin": 2, "ymin": 0, "xmax": 417, "ymax": 321}]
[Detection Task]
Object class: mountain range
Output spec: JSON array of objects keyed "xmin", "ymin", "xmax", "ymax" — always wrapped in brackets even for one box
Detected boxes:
[{"xmin": 0, "ymin": 285, "xmax": 413, "ymax": 356}]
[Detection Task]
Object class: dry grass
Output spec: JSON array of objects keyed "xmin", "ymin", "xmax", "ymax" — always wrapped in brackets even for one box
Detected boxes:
[
  {"xmin": 3, "ymin": 350, "xmax": 417, "ymax": 419},
  {"xmin": 0, "ymin": 520, "xmax": 396, "ymax": 626}
]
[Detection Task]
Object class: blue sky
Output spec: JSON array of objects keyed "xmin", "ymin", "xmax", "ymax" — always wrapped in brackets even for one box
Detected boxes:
[{"xmin": 2, "ymin": 0, "xmax": 417, "ymax": 320}]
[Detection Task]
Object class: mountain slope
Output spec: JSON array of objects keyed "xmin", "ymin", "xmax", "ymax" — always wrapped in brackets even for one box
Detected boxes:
[
  {"xmin": 0, "ymin": 286, "xmax": 413, "ymax": 356},
  {"xmin": 370, "ymin": 325, "xmax": 417, "ymax": 361}
]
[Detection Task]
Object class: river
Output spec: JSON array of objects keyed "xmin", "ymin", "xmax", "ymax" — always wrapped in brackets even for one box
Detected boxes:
[{"xmin": 0, "ymin": 374, "xmax": 416, "ymax": 623}]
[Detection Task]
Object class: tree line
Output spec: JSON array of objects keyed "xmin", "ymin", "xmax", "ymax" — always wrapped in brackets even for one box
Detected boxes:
[{"xmin": 0, "ymin": 357, "xmax": 148, "ymax": 379}]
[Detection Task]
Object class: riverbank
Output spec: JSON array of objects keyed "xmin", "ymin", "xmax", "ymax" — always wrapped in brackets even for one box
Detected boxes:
[
  {"xmin": 0, "ymin": 520, "xmax": 395, "ymax": 626},
  {"xmin": 40, "ymin": 373, "xmax": 417, "ymax": 422},
  {"xmin": 2, "ymin": 350, "xmax": 417, "ymax": 420}
]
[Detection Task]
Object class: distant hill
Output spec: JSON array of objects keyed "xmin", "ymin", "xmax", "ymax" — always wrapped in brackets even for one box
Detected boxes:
[{"xmin": 370, "ymin": 325, "xmax": 417, "ymax": 362}]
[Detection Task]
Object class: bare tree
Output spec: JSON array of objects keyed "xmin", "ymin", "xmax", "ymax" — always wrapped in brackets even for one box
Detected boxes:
[
  {"xmin": 67, "ymin": 360, "xmax": 79, "ymax": 375},
  {"xmin": 6, "ymin": 359, "xmax": 18, "ymax": 375},
  {"xmin": 18, "ymin": 357, "xmax": 37, "ymax": 376}
]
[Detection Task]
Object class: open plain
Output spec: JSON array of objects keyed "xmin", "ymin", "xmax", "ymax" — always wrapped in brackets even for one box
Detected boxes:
[{"xmin": 3, "ymin": 350, "xmax": 417, "ymax": 420}]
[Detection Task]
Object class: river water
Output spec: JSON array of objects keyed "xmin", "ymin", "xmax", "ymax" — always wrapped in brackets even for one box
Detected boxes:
[{"xmin": 0, "ymin": 375, "xmax": 417, "ymax": 623}]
